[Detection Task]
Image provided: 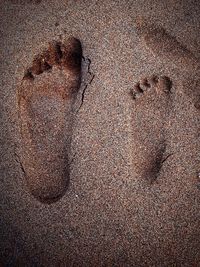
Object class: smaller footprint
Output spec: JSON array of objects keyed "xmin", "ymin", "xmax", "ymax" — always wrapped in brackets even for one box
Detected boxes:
[
  {"xmin": 131, "ymin": 75, "xmax": 173, "ymax": 184},
  {"xmin": 132, "ymin": 75, "xmax": 172, "ymax": 100},
  {"xmin": 17, "ymin": 37, "xmax": 82, "ymax": 203}
]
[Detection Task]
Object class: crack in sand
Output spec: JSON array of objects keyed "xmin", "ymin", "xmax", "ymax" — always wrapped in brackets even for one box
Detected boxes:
[
  {"xmin": 14, "ymin": 150, "xmax": 27, "ymax": 178},
  {"xmin": 77, "ymin": 56, "xmax": 95, "ymax": 112},
  {"xmin": 161, "ymin": 153, "xmax": 173, "ymax": 165}
]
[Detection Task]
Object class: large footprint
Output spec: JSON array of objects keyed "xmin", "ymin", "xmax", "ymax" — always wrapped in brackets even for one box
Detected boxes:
[
  {"xmin": 131, "ymin": 75, "xmax": 173, "ymax": 184},
  {"xmin": 17, "ymin": 37, "xmax": 82, "ymax": 203}
]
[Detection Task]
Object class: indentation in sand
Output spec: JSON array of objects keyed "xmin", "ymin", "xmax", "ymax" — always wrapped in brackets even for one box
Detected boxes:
[
  {"xmin": 131, "ymin": 75, "xmax": 173, "ymax": 184},
  {"xmin": 135, "ymin": 17, "xmax": 200, "ymax": 71},
  {"xmin": 17, "ymin": 37, "xmax": 82, "ymax": 203}
]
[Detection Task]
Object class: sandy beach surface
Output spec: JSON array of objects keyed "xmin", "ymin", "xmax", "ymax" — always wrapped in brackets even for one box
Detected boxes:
[{"xmin": 0, "ymin": 0, "xmax": 200, "ymax": 266}]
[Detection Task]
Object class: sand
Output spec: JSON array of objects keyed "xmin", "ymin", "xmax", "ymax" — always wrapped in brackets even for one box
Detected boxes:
[{"xmin": 0, "ymin": 0, "xmax": 200, "ymax": 266}]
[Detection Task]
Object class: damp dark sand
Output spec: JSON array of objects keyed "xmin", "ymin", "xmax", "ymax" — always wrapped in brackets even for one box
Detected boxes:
[{"xmin": 0, "ymin": 0, "xmax": 200, "ymax": 266}]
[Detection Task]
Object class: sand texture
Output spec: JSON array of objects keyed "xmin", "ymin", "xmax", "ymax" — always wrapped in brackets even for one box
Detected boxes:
[{"xmin": 0, "ymin": 0, "xmax": 200, "ymax": 266}]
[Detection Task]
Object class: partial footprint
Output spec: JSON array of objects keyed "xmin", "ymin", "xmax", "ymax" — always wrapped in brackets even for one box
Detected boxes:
[
  {"xmin": 131, "ymin": 75, "xmax": 173, "ymax": 184},
  {"xmin": 17, "ymin": 37, "xmax": 82, "ymax": 203},
  {"xmin": 135, "ymin": 18, "xmax": 200, "ymax": 71},
  {"xmin": 182, "ymin": 76, "xmax": 200, "ymax": 111}
]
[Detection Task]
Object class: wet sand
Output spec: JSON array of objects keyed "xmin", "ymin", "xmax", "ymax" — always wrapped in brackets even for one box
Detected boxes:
[{"xmin": 0, "ymin": 0, "xmax": 200, "ymax": 266}]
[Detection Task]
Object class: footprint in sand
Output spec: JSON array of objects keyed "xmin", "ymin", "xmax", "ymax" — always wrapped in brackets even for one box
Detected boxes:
[
  {"xmin": 131, "ymin": 75, "xmax": 173, "ymax": 184},
  {"xmin": 17, "ymin": 37, "xmax": 82, "ymax": 203},
  {"xmin": 135, "ymin": 18, "xmax": 200, "ymax": 122},
  {"xmin": 135, "ymin": 18, "xmax": 200, "ymax": 137},
  {"xmin": 135, "ymin": 18, "xmax": 200, "ymax": 72}
]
